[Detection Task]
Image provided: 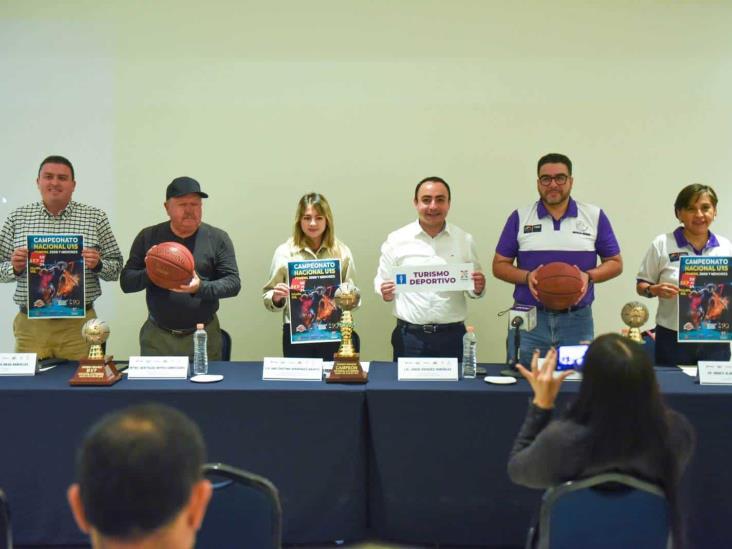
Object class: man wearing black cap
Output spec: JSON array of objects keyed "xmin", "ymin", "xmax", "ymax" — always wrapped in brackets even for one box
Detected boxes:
[{"xmin": 120, "ymin": 177, "xmax": 240, "ymax": 359}]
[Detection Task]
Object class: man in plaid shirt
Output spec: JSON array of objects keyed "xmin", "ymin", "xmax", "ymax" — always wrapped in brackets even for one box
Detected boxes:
[{"xmin": 0, "ymin": 156, "xmax": 122, "ymax": 359}]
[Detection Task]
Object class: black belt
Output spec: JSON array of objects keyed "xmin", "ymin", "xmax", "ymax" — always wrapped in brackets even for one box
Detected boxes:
[
  {"xmin": 19, "ymin": 304, "xmax": 94, "ymax": 314},
  {"xmin": 536, "ymin": 304, "xmax": 587, "ymax": 314},
  {"xmin": 148, "ymin": 315, "xmax": 212, "ymax": 336},
  {"xmin": 397, "ymin": 319, "xmax": 464, "ymax": 334}
]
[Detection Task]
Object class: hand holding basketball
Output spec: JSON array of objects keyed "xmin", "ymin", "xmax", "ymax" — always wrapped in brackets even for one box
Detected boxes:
[
  {"xmin": 534, "ymin": 262, "xmax": 585, "ymax": 310},
  {"xmin": 144, "ymin": 242, "xmax": 195, "ymax": 290}
]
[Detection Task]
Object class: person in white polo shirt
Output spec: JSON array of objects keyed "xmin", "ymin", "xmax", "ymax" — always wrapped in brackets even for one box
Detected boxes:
[
  {"xmin": 636, "ymin": 183, "xmax": 732, "ymax": 365},
  {"xmin": 375, "ymin": 176, "xmax": 486, "ymax": 361}
]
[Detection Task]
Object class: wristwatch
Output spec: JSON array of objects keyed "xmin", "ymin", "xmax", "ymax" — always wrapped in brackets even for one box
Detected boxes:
[{"xmin": 643, "ymin": 286, "xmax": 654, "ymax": 298}]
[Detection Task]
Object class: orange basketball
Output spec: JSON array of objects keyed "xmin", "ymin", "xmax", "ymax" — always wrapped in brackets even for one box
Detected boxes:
[
  {"xmin": 535, "ymin": 262, "xmax": 584, "ymax": 310},
  {"xmin": 145, "ymin": 242, "xmax": 195, "ymax": 290}
]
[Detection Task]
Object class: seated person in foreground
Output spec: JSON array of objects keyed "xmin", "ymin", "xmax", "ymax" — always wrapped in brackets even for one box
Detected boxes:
[
  {"xmin": 508, "ymin": 333, "xmax": 695, "ymax": 546},
  {"xmin": 67, "ymin": 403, "xmax": 212, "ymax": 549}
]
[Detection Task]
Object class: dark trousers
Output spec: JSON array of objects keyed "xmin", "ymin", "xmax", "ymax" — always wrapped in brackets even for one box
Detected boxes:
[
  {"xmin": 391, "ymin": 322, "xmax": 466, "ymax": 362},
  {"xmin": 282, "ymin": 323, "xmax": 360, "ymax": 361},
  {"xmin": 655, "ymin": 324, "xmax": 731, "ymax": 366}
]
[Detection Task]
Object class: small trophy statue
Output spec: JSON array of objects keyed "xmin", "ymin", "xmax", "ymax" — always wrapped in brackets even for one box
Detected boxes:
[
  {"xmin": 620, "ymin": 301, "xmax": 650, "ymax": 344},
  {"xmin": 326, "ymin": 282, "xmax": 367, "ymax": 383},
  {"xmin": 70, "ymin": 319, "xmax": 122, "ymax": 386}
]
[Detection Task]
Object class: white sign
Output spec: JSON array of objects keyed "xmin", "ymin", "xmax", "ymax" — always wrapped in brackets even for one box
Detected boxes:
[
  {"xmin": 698, "ymin": 361, "xmax": 732, "ymax": 385},
  {"xmin": 0, "ymin": 353, "xmax": 37, "ymax": 375},
  {"xmin": 263, "ymin": 357, "xmax": 323, "ymax": 381},
  {"xmin": 127, "ymin": 356, "xmax": 189, "ymax": 379},
  {"xmin": 392, "ymin": 263, "xmax": 474, "ymax": 293},
  {"xmin": 398, "ymin": 357, "xmax": 458, "ymax": 381}
]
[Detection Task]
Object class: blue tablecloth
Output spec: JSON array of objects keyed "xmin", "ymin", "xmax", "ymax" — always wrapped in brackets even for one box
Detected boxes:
[
  {"xmin": 0, "ymin": 361, "xmax": 367, "ymax": 545},
  {"xmin": 366, "ymin": 362, "xmax": 732, "ymax": 548}
]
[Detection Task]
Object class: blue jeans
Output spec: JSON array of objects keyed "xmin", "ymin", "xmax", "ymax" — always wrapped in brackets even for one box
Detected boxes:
[{"xmin": 507, "ymin": 306, "xmax": 594, "ymax": 366}]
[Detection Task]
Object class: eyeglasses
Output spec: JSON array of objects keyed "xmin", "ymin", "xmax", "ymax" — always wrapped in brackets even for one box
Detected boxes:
[{"xmin": 538, "ymin": 174, "xmax": 569, "ymax": 186}]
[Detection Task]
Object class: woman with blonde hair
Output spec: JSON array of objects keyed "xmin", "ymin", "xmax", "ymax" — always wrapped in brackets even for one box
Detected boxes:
[{"xmin": 262, "ymin": 192, "xmax": 359, "ymax": 359}]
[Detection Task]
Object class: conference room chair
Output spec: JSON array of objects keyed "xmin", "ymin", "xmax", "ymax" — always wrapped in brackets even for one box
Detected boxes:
[
  {"xmin": 0, "ymin": 488, "xmax": 13, "ymax": 549},
  {"xmin": 220, "ymin": 329, "xmax": 232, "ymax": 361},
  {"xmin": 198, "ymin": 463, "xmax": 282, "ymax": 549},
  {"xmin": 527, "ymin": 472, "xmax": 670, "ymax": 549}
]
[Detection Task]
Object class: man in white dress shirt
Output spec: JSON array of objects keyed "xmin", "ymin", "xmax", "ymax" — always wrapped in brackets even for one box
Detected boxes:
[{"xmin": 374, "ymin": 177, "xmax": 486, "ymax": 361}]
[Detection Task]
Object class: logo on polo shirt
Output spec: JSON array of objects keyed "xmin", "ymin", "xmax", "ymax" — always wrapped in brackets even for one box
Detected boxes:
[
  {"xmin": 669, "ymin": 252, "xmax": 689, "ymax": 262},
  {"xmin": 572, "ymin": 220, "xmax": 592, "ymax": 236},
  {"xmin": 396, "ymin": 274, "xmax": 407, "ymax": 285},
  {"xmin": 523, "ymin": 224, "xmax": 542, "ymax": 233}
]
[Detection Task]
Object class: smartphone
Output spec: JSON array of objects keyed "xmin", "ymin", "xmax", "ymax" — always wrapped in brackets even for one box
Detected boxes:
[{"xmin": 556, "ymin": 344, "xmax": 589, "ymax": 372}]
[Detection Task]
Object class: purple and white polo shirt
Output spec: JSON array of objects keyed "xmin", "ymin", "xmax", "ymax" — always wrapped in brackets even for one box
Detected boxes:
[{"xmin": 495, "ymin": 198, "xmax": 620, "ymax": 308}]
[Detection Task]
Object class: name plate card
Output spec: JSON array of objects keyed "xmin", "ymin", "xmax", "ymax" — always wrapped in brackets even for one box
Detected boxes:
[
  {"xmin": 698, "ymin": 361, "xmax": 732, "ymax": 385},
  {"xmin": 0, "ymin": 353, "xmax": 37, "ymax": 376},
  {"xmin": 128, "ymin": 356, "xmax": 189, "ymax": 379},
  {"xmin": 392, "ymin": 263, "xmax": 474, "ymax": 293},
  {"xmin": 398, "ymin": 357, "xmax": 458, "ymax": 381},
  {"xmin": 263, "ymin": 357, "xmax": 323, "ymax": 381}
]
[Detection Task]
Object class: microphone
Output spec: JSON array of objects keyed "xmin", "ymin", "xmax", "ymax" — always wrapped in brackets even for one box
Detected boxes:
[{"xmin": 510, "ymin": 316, "xmax": 524, "ymax": 328}]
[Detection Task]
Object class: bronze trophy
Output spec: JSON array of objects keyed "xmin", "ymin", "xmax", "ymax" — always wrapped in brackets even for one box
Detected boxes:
[
  {"xmin": 70, "ymin": 319, "xmax": 122, "ymax": 386},
  {"xmin": 326, "ymin": 283, "xmax": 367, "ymax": 383},
  {"xmin": 620, "ymin": 301, "xmax": 650, "ymax": 344}
]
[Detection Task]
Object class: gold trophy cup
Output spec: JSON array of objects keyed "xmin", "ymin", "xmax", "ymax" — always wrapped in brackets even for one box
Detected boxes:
[
  {"xmin": 620, "ymin": 301, "xmax": 650, "ymax": 344},
  {"xmin": 70, "ymin": 319, "xmax": 122, "ymax": 386},
  {"xmin": 326, "ymin": 283, "xmax": 367, "ymax": 383}
]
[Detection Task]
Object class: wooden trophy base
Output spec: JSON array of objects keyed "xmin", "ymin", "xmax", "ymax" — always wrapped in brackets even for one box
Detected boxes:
[
  {"xmin": 70, "ymin": 356, "xmax": 122, "ymax": 386},
  {"xmin": 326, "ymin": 354, "xmax": 367, "ymax": 384}
]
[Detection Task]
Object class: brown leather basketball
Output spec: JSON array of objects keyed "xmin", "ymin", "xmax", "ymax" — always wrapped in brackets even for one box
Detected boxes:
[
  {"xmin": 535, "ymin": 262, "xmax": 584, "ymax": 310},
  {"xmin": 144, "ymin": 242, "xmax": 195, "ymax": 290}
]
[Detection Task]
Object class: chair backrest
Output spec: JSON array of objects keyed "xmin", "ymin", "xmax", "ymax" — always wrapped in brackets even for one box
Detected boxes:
[
  {"xmin": 0, "ymin": 488, "xmax": 13, "ymax": 549},
  {"xmin": 220, "ymin": 329, "xmax": 232, "ymax": 361},
  {"xmin": 535, "ymin": 473, "xmax": 670, "ymax": 549},
  {"xmin": 198, "ymin": 463, "xmax": 282, "ymax": 549}
]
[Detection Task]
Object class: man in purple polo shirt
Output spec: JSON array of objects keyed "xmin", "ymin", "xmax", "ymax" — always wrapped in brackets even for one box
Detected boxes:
[{"xmin": 492, "ymin": 153, "xmax": 623, "ymax": 365}]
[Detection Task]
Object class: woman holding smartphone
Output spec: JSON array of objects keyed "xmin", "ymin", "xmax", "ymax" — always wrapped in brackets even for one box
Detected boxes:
[
  {"xmin": 636, "ymin": 184, "xmax": 732, "ymax": 365},
  {"xmin": 262, "ymin": 192, "xmax": 359, "ymax": 359},
  {"xmin": 508, "ymin": 333, "xmax": 695, "ymax": 547}
]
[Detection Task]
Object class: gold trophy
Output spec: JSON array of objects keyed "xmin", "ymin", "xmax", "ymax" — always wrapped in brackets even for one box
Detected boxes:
[
  {"xmin": 70, "ymin": 319, "xmax": 122, "ymax": 386},
  {"xmin": 620, "ymin": 301, "xmax": 650, "ymax": 344},
  {"xmin": 326, "ymin": 283, "xmax": 367, "ymax": 383}
]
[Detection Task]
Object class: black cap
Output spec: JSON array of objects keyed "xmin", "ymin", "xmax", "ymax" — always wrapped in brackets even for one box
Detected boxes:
[{"xmin": 165, "ymin": 177, "xmax": 209, "ymax": 200}]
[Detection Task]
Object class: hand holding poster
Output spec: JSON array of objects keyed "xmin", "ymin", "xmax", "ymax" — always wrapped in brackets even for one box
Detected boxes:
[
  {"xmin": 678, "ymin": 256, "xmax": 731, "ymax": 341},
  {"xmin": 27, "ymin": 234, "xmax": 85, "ymax": 318},
  {"xmin": 288, "ymin": 259, "xmax": 342, "ymax": 344}
]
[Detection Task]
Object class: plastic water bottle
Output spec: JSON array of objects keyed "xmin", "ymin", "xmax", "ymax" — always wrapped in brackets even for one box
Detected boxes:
[
  {"xmin": 462, "ymin": 326, "xmax": 477, "ymax": 379},
  {"xmin": 192, "ymin": 323, "xmax": 208, "ymax": 376}
]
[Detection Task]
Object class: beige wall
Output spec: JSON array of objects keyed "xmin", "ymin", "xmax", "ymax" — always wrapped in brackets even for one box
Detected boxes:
[{"xmin": 2, "ymin": 1, "xmax": 731, "ymax": 362}]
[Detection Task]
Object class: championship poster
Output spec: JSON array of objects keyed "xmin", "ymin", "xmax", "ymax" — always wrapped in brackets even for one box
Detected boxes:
[
  {"xmin": 26, "ymin": 234, "xmax": 85, "ymax": 318},
  {"xmin": 677, "ymin": 256, "xmax": 731, "ymax": 342},
  {"xmin": 288, "ymin": 259, "xmax": 342, "ymax": 344}
]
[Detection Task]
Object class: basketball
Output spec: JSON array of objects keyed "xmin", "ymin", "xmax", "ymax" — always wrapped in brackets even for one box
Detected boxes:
[
  {"xmin": 535, "ymin": 262, "xmax": 584, "ymax": 310},
  {"xmin": 145, "ymin": 242, "xmax": 195, "ymax": 290}
]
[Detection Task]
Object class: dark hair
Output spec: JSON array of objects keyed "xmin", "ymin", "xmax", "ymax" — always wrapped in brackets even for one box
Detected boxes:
[
  {"xmin": 414, "ymin": 176, "xmax": 451, "ymax": 201},
  {"xmin": 38, "ymin": 155, "xmax": 75, "ymax": 180},
  {"xmin": 75, "ymin": 403, "xmax": 206, "ymax": 540},
  {"xmin": 566, "ymin": 333, "xmax": 685, "ymax": 545},
  {"xmin": 537, "ymin": 153, "xmax": 572, "ymax": 176},
  {"xmin": 674, "ymin": 183, "xmax": 718, "ymax": 217}
]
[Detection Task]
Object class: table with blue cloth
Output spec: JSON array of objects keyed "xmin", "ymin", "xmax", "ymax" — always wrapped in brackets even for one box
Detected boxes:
[
  {"xmin": 1, "ymin": 361, "xmax": 731, "ymax": 547},
  {"xmin": 366, "ymin": 362, "xmax": 732, "ymax": 548},
  {"xmin": 0, "ymin": 361, "xmax": 367, "ymax": 546}
]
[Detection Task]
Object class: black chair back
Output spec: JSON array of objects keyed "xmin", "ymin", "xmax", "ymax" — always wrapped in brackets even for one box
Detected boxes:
[
  {"xmin": 0, "ymin": 488, "xmax": 12, "ymax": 549},
  {"xmin": 198, "ymin": 463, "xmax": 281, "ymax": 549},
  {"xmin": 530, "ymin": 473, "xmax": 670, "ymax": 549},
  {"xmin": 220, "ymin": 329, "xmax": 232, "ymax": 361}
]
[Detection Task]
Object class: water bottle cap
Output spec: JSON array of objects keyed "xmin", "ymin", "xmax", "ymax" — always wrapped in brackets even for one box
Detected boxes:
[
  {"xmin": 196, "ymin": 323, "xmax": 204, "ymax": 330},
  {"xmin": 466, "ymin": 325, "xmax": 475, "ymax": 332}
]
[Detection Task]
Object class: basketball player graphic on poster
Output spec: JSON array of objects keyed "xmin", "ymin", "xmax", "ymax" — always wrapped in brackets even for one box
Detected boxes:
[
  {"xmin": 287, "ymin": 259, "xmax": 342, "ymax": 344},
  {"xmin": 27, "ymin": 234, "xmax": 85, "ymax": 318},
  {"xmin": 678, "ymin": 256, "xmax": 731, "ymax": 342}
]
